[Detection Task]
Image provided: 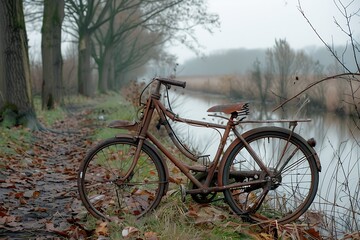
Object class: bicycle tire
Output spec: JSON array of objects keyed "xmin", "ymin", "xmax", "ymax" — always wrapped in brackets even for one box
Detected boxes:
[
  {"xmin": 78, "ymin": 136, "xmax": 167, "ymax": 220},
  {"xmin": 221, "ymin": 127, "xmax": 319, "ymax": 224}
]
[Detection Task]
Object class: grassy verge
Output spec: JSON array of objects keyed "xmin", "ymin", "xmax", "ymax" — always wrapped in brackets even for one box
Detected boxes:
[
  {"xmin": 83, "ymin": 191, "xmax": 255, "ymax": 240},
  {"xmin": 87, "ymin": 92, "xmax": 137, "ymax": 140},
  {"xmin": 0, "ymin": 93, "xmax": 131, "ymax": 164},
  {"xmin": 0, "ymin": 96, "xmax": 66, "ymax": 168},
  {"xmin": 0, "ymin": 126, "xmax": 32, "ymax": 162},
  {"xmin": 33, "ymin": 96, "xmax": 67, "ymax": 126}
]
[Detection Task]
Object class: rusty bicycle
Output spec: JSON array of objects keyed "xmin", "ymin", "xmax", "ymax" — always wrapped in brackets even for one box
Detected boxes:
[{"xmin": 77, "ymin": 77, "xmax": 321, "ymax": 224}]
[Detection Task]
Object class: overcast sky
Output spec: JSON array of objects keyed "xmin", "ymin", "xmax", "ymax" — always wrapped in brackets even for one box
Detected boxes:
[{"xmin": 167, "ymin": 0, "xmax": 358, "ymax": 63}]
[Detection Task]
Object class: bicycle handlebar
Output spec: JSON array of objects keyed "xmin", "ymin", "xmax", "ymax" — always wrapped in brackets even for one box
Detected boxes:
[{"xmin": 154, "ymin": 77, "xmax": 186, "ymax": 88}]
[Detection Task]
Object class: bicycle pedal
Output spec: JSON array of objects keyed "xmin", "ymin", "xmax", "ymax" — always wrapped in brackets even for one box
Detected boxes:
[{"xmin": 179, "ymin": 184, "xmax": 186, "ymax": 202}]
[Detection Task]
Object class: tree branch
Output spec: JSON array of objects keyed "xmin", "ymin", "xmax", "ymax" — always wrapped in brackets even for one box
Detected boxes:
[{"xmin": 297, "ymin": 0, "xmax": 352, "ymax": 73}]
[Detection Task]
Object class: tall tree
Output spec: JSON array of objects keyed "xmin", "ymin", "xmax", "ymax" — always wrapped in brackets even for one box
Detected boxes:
[
  {"xmin": 66, "ymin": 0, "xmax": 114, "ymax": 97},
  {"xmin": 0, "ymin": 0, "xmax": 38, "ymax": 129},
  {"xmin": 265, "ymin": 39, "xmax": 296, "ymax": 102},
  {"xmin": 91, "ymin": 2, "xmax": 168, "ymax": 93},
  {"xmin": 273, "ymin": 39, "xmax": 295, "ymax": 101},
  {"xmin": 41, "ymin": 0, "xmax": 65, "ymax": 110},
  {"xmin": 94, "ymin": 22, "xmax": 164, "ymax": 91}
]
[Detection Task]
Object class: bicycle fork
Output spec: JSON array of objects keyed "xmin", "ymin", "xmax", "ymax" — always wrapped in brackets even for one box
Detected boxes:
[{"xmin": 117, "ymin": 95, "xmax": 156, "ymax": 182}]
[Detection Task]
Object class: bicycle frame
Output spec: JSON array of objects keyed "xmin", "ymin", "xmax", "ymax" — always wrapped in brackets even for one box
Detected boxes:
[
  {"xmin": 110, "ymin": 79, "xmax": 313, "ymax": 195},
  {"xmin": 79, "ymin": 77, "xmax": 322, "ymax": 224}
]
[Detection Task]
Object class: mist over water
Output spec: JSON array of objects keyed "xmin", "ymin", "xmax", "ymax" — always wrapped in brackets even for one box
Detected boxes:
[{"xmin": 178, "ymin": 46, "xmax": 360, "ymax": 77}]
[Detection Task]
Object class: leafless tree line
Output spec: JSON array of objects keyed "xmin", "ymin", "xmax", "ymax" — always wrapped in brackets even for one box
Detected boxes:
[{"xmin": 29, "ymin": 0, "xmax": 219, "ymax": 100}]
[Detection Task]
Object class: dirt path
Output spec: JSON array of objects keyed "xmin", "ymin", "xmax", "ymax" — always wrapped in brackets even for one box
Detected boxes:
[{"xmin": 0, "ymin": 108, "xmax": 98, "ymax": 239}]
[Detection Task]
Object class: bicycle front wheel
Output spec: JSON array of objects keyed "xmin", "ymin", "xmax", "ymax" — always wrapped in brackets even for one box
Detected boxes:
[
  {"xmin": 78, "ymin": 137, "xmax": 167, "ymax": 220},
  {"xmin": 222, "ymin": 127, "xmax": 319, "ymax": 224}
]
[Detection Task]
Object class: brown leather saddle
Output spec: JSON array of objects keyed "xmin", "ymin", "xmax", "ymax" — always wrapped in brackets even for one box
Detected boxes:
[{"xmin": 207, "ymin": 102, "xmax": 248, "ymax": 114}]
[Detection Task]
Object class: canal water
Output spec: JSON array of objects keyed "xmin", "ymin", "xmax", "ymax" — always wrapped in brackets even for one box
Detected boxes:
[{"xmin": 166, "ymin": 88, "xmax": 360, "ymax": 236}]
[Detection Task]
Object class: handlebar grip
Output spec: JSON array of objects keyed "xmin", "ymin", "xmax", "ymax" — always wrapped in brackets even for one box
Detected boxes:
[{"xmin": 155, "ymin": 77, "xmax": 186, "ymax": 88}]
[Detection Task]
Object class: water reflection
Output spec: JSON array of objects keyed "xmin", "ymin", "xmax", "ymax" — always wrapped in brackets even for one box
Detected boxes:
[{"xmin": 167, "ymin": 89, "xmax": 360, "ymax": 236}]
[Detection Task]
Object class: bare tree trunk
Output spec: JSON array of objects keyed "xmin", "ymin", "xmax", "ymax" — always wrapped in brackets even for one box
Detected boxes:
[
  {"xmin": 41, "ymin": 0, "xmax": 64, "ymax": 110},
  {"xmin": 0, "ymin": 13, "xmax": 4, "ymax": 109},
  {"xmin": 78, "ymin": 31, "xmax": 95, "ymax": 97},
  {"xmin": 98, "ymin": 47, "xmax": 113, "ymax": 93},
  {"xmin": 0, "ymin": 0, "xmax": 38, "ymax": 129},
  {"xmin": 108, "ymin": 58, "xmax": 116, "ymax": 90}
]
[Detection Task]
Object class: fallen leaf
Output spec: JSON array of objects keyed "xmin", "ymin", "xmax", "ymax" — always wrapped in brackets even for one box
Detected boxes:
[
  {"xmin": 14, "ymin": 192, "xmax": 24, "ymax": 199},
  {"xmin": 305, "ymin": 228, "xmax": 322, "ymax": 239},
  {"xmin": 45, "ymin": 221, "xmax": 69, "ymax": 237},
  {"xmin": 186, "ymin": 210, "xmax": 199, "ymax": 218},
  {"xmin": 95, "ymin": 221, "xmax": 108, "ymax": 236},
  {"xmin": 33, "ymin": 190, "xmax": 41, "ymax": 198},
  {"xmin": 171, "ymin": 167, "xmax": 180, "ymax": 174},
  {"xmin": 10, "ymin": 178, "xmax": 27, "ymax": 185},
  {"xmin": 168, "ymin": 176, "xmax": 183, "ymax": 184},
  {"xmin": 259, "ymin": 232, "xmax": 274, "ymax": 239},
  {"xmin": 0, "ymin": 211, "xmax": 8, "ymax": 217},
  {"xmin": 34, "ymin": 207, "xmax": 47, "ymax": 212},
  {"xmin": 1, "ymin": 183, "xmax": 16, "ymax": 189},
  {"xmin": 2, "ymin": 215, "xmax": 22, "ymax": 229},
  {"xmin": 144, "ymin": 231, "xmax": 159, "ymax": 240},
  {"xmin": 19, "ymin": 197, "xmax": 27, "ymax": 205}
]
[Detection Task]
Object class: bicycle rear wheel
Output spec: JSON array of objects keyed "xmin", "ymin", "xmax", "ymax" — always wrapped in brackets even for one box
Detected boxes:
[
  {"xmin": 222, "ymin": 127, "xmax": 319, "ymax": 224},
  {"xmin": 78, "ymin": 137, "xmax": 167, "ymax": 220}
]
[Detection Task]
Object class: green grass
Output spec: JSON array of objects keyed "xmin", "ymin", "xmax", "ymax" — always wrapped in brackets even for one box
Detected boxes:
[
  {"xmin": 0, "ymin": 96, "xmax": 66, "ymax": 166},
  {"xmin": 0, "ymin": 126, "xmax": 32, "ymax": 161},
  {"xmin": 83, "ymin": 192, "xmax": 254, "ymax": 239},
  {"xmin": 33, "ymin": 96, "xmax": 67, "ymax": 126},
  {"xmin": 89, "ymin": 93, "xmax": 137, "ymax": 140}
]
